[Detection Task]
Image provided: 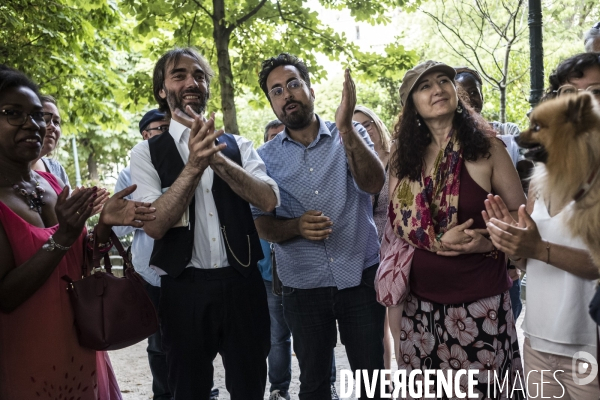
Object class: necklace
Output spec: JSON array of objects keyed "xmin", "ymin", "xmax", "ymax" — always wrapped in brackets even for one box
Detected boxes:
[{"xmin": 0, "ymin": 172, "xmax": 46, "ymax": 214}]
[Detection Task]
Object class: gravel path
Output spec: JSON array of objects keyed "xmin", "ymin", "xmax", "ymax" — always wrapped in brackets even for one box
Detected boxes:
[{"xmin": 111, "ymin": 304, "xmax": 527, "ymax": 399}]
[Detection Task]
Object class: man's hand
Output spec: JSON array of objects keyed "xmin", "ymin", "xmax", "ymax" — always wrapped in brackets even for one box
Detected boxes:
[
  {"xmin": 298, "ymin": 210, "xmax": 333, "ymax": 241},
  {"xmin": 176, "ymin": 107, "xmax": 226, "ymax": 173},
  {"xmin": 99, "ymin": 185, "xmax": 156, "ymax": 228},
  {"xmin": 335, "ymin": 69, "xmax": 357, "ymax": 136}
]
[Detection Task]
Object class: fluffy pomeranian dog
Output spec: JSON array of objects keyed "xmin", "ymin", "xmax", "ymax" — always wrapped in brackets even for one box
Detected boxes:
[{"xmin": 517, "ymin": 92, "xmax": 600, "ymax": 268}]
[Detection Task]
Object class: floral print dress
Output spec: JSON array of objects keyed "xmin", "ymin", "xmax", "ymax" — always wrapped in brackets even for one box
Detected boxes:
[{"xmin": 398, "ymin": 292, "xmax": 523, "ymax": 399}]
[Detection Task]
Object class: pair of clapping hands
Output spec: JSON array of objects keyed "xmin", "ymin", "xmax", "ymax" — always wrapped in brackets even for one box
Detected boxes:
[
  {"xmin": 53, "ymin": 185, "xmax": 156, "ymax": 248},
  {"xmin": 436, "ymin": 194, "xmax": 539, "ymax": 259}
]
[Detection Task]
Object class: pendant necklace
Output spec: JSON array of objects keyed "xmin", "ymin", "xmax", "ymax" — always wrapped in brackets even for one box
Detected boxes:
[{"xmin": 0, "ymin": 172, "xmax": 46, "ymax": 214}]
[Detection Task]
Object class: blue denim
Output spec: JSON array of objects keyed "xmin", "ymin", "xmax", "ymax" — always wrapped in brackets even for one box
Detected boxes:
[
  {"xmin": 282, "ymin": 265, "xmax": 385, "ymax": 400},
  {"xmin": 264, "ymin": 279, "xmax": 337, "ymax": 396},
  {"xmin": 509, "ymin": 278, "xmax": 523, "ymax": 320},
  {"xmin": 264, "ymin": 279, "xmax": 292, "ymax": 394}
]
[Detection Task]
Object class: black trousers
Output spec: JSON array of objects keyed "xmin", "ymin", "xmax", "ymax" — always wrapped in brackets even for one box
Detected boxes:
[
  {"xmin": 145, "ymin": 283, "xmax": 171, "ymax": 400},
  {"xmin": 159, "ymin": 266, "xmax": 270, "ymax": 400}
]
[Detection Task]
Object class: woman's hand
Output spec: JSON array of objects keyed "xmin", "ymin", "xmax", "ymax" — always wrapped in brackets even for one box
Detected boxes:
[
  {"xmin": 439, "ymin": 218, "xmax": 474, "ymax": 246},
  {"xmin": 486, "ymin": 205, "xmax": 545, "ymax": 260},
  {"xmin": 437, "ymin": 228, "xmax": 494, "ymax": 256},
  {"xmin": 54, "ymin": 186, "xmax": 96, "ymax": 246},
  {"xmin": 91, "ymin": 188, "xmax": 109, "ymax": 215},
  {"xmin": 482, "ymin": 194, "xmax": 517, "ymax": 226},
  {"xmin": 98, "ymin": 185, "xmax": 156, "ymax": 228},
  {"xmin": 71, "ymin": 186, "xmax": 109, "ymax": 216}
]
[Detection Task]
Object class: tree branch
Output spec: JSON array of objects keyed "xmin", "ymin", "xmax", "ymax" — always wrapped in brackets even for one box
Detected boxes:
[
  {"xmin": 192, "ymin": 0, "xmax": 215, "ymax": 22},
  {"xmin": 187, "ymin": 12, "xmax": 198, "ymax": 47},
  {"xmin": 233, "ymin": 0, "xmax": 268, "ymax": 29}
]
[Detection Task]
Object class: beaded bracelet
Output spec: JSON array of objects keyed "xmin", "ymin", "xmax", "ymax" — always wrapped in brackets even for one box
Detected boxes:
[{"xmin": 86, "ymin": 229, "xmax": 114, "ymax": 254}]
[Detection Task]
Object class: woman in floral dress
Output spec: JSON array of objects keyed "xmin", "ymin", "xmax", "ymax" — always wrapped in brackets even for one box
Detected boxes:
[{"xmin": 383, "ymin": 60, "xmax": 526, "ymax": 399}]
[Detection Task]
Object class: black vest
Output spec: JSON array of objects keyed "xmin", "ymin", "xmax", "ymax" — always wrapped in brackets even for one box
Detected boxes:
[{"xmin": 148, "ymin": 132, "xmax": 263, "ymax": 278}]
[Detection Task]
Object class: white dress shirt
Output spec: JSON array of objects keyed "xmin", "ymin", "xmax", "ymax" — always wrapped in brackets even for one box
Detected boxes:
[
  {"xmin": 112, "ymin": 166, "xmax": 161, "ymax": 286},
  {"xmin": 130, "ymin": 119, "xmax": 279, "ymax": 272}
]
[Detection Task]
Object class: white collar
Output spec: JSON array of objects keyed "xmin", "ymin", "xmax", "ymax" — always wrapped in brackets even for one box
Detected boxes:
[{"xmin": 169, "ymin": 119, "xmax": 189, "ymax": 143}]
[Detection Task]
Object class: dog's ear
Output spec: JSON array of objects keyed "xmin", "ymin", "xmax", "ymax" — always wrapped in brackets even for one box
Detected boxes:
[{"xmin": 566, "ymin": 93, "xmax": 593, "ymax": 132}]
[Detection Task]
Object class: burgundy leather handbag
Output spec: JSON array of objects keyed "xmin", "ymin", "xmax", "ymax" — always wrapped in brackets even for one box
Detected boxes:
[{"xmin": 62, "ymin": 231, "xmax": 158, "ymax": 351}]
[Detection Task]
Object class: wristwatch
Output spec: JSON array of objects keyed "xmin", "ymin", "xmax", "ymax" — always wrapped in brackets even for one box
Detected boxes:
[{"xmin": 42, "ymin": 235, "xmax": 71, "ymax": 252}]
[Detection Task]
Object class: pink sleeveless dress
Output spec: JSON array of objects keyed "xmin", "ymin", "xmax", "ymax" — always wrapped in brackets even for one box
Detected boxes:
[{"xmin": 0, "ymin": 171, "xmax": 121, "ymax": 400}]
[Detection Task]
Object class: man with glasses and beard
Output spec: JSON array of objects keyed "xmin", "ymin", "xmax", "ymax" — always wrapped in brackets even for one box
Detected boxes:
[
  {"xmin": 129, "ymin": 48, "xmax": 280, "ymax": 400},
  {"xmin": 252, "ymin": 53, "xmax": 386, "ymax": 400}
]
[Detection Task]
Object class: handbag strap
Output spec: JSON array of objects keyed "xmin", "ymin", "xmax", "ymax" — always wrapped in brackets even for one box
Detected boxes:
[{"xmin": 92, "ymin": 230, "xmax": 132, "ymax": 274}]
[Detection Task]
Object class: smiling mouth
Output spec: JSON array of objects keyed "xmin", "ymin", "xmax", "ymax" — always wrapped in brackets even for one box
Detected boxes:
[{"xmin": 183, "ymin": 94, "xmax": 201, "ymax": 101}]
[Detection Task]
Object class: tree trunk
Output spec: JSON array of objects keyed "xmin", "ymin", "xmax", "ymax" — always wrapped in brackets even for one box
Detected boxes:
[
  {"xmin": 87, "ymin": 152, "xmax": 98, "ymax": 181},
  {"xmin": 499, "ymin": 85, "xmax": 506, "ymax": 123},
  {"xmin": 213, "ymin": 0, "xmax": 239, "ymax": 135}
]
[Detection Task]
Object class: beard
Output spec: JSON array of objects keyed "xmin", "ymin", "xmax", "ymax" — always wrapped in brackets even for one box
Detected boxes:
[
  {"xmin": 165, "ymin": 87, "xmax": 209, "ymax": 117},
  {"xmin": 277, "ymin": 100, "xmax": 314, "ymax": 130}
]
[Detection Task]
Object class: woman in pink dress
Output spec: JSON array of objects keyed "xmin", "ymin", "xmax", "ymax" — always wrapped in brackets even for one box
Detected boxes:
[{"xmin": 0, "ymin": 65, "xmax": 156, "ymax": 399}]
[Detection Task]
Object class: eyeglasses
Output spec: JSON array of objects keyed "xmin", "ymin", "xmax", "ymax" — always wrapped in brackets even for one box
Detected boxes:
[
  {"xmin": 555, "ymin": 84, "xmax": 600, "ymax": 98},
  {"xmin": 268, "ymin": 79, "xmax": 305, "ymax": 99},
  {"xmin": 145, "ymin": 125, "xmax": 170, "ymax": 133},
  {"xmin": 1, "ymin": 109, "xmax": 52, "ymax": 126},
  {"xmin": 361, "ymin": 120, "xmax": 375, "ymax": 130}
]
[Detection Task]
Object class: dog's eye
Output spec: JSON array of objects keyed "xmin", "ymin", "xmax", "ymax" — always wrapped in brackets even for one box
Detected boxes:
[{"xmin": 533, "ymin": 124, "xmax": 541, "ymax": 132}]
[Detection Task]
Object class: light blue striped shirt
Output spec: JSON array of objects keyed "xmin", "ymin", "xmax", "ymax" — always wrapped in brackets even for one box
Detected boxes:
[{"xmin": 252, "ymin": 116, "xmax": 380, "ymax": 290}]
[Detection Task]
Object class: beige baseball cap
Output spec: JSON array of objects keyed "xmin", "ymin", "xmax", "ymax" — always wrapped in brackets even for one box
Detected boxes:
[{"xmin": 399, "ymin": 60, "xmax": 457, "ymax": 107}]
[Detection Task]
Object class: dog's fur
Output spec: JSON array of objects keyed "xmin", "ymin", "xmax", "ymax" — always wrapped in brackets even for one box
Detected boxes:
[{"xmin": 517, "ymin": 92, "xmax": 600, "ymax": 269}]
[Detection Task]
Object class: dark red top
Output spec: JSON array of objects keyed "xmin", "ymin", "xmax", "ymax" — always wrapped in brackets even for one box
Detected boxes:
[{"xmin": 410, "ymin": 165, "xmax": 512, "ymax": 304}]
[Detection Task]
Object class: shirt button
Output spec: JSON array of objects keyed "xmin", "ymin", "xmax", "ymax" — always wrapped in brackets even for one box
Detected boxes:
[
  {"xmin": 206, "ymin": 189, "xmax": 210, "ymax": 193},
  {"xmin": 310, "ymin": 168, "xmax": 314, "ymax": 172},
  {"xmin": 209, "ymin": 212, "xmax": 214, "ymax": 217},
  {"xmin": 315, "ymin": 190, "xmax": 318, "ymax": 195},
  {"xmin": 212, "ymin": 238, "xmax": 216, "ymax": 241},
  {"xmin": 330, "ymin": 258, "xmax": 334, "ymax": 262},
  {"xmin": 213, "ymin": 264, "xmax": 218, "ymax": 268}
]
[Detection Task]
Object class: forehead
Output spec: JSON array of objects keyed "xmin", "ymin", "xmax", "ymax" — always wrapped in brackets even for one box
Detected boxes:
[
  {"xmin": 0, "ymin": 86, "xmax": 42, "ymax": 108},
  {"xmin": 417, "ymin": 71, "xmax": 450, "ymax": 85},
  {"xmin": 566, "ymin": 65, "xmax": 600, "ymax": 87},
  {"xmin": 455, "ymin": 75, "xmax": 479, "ymax": 89},
  {"xmin": 42, "ymin": 102, "xmax": 59, "ymax": 115},
  {"xmin": 266, "ymin": 65, "xmax": 302, "ymax": 89},
  {"xmin": 165, "ymin": 54, "xmax": 204, "ymax": 74},
  {"xmin": 353, "ymin": 111, "xmax": 370, "ymax": 122},
  {"xmin": 268, "ymin": 124, "xmax": 284, "ymax": 133}
]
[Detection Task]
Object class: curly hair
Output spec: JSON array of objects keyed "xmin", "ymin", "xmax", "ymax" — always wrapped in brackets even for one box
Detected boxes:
[
  {"xmin": 0, "ymin": 65, "xmax": 40, "ymax": 99},
  {"xmin": 258, "ymin": 53, "xmax": 311, "ymax": 100},
  {"xmin": 391, "ymin": 95, "xmax": 493, "ymax": 181},
  {"xmin": 543, "ymin": 52, "xmax": 600, "ymax": 101}
]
